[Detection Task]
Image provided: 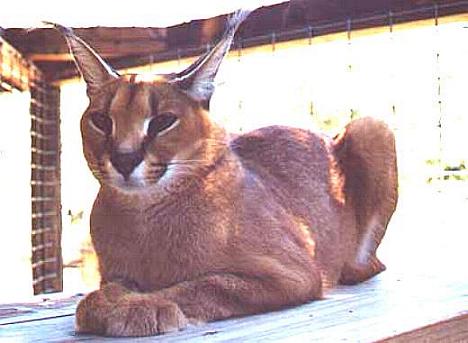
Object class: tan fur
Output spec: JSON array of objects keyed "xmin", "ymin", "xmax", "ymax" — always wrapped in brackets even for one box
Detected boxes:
[
  {"xmin": 75, "ymin": 78, "xmax": 398, "ymax": 336},
  {"xmin": 55, "ymin": 12, "xmax": 398, "ymax": 337}
]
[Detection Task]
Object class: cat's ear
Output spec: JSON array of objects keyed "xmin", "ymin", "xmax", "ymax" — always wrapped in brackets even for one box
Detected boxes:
[
  {"xmin": 171, "ymin": 9, "xmax": 251, "ymax": 109},
  {"xmin": 47, "ymin": 22, "xmax": 118, "ymax": 96}
]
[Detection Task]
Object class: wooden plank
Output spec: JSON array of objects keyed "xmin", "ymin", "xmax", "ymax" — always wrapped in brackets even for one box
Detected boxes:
[
  {"xmin": 378, "ymin": 314, "xmax": 468, "ymax": 343},
  {"xmin": 0, "ymin": 295, "xmax": 81, "ymax": 325},
  {"xmin": 0, "ymin": 270, "xmax": 466, "ymax": 342}
]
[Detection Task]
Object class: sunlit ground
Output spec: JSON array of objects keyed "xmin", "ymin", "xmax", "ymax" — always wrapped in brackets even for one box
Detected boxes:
[{"xmin": 1, "ymin": 16, "xmax": 467, "ymax": 302}]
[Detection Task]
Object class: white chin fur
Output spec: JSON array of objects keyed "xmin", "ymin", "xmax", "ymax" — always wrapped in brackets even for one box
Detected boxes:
[
  {"xmin": 109, "ymin": 161, "xmax": 148, "ymax": 191},
  {"xmin": 103, "ymin": 160, "xmax": 181, "ymax": 192}
]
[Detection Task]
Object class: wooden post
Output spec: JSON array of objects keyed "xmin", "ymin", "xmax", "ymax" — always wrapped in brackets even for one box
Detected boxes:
[{"xmin": 1, "ymin": 36, "xmax": 63, "ymax": 295}]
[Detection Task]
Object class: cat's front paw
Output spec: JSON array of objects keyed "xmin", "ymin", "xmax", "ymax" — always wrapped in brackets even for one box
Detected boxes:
[
  {"xmin": 75, "ymin": 289, "xmax": 109, "ymax": 334},
  {"xmin": 75, "ymin": 282, "xmax": 129, "ymax": 334},
  {"xmin": 104, "ymin": 294, "xmax": 188, "ymax": 337}
]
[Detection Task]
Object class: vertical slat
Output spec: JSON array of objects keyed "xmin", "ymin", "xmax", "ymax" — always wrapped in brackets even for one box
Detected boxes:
[{"xmin": 30, "ymin": 74, "xmax": 63, "ymax": 295}]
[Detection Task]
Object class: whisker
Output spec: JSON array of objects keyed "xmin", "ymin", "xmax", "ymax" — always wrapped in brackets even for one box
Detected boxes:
[{"xmin": 152, "ymin": 157, "xmax": 237, "ymax": 164}]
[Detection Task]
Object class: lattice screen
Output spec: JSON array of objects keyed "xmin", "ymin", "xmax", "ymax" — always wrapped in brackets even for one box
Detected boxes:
[{"xmin": 29, "ymin": 77, "xmax": 63, "ymax": 295}]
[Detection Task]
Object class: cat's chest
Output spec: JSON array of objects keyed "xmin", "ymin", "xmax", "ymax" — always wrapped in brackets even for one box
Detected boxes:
[{"xmin": 91, "ymin": 207, "xmax": 224, "ymax": 291}]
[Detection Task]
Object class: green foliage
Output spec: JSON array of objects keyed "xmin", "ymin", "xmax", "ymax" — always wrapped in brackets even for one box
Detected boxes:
[
  {"xmin": 443, "ymin": 162, "xmax": 466, "ymax": 172},
  {"xmin": 427, "ymin": 160, "xmax": 468, "ymax": 183},
  {"xmin": 425, "ymin": 158, "xmax": 441, "ymax": 166}
]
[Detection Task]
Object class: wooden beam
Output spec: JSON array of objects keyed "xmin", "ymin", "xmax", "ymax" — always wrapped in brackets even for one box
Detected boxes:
[
  {"xmin": 84, "ymin": 27, "xmax": 167, "ymax": 40},
  {"xmin": 27, "ymin": 53, "xmax": 79, "ymax": 63},
  {"xmin": 0, "ymin": 37, "xmax": 40, "ymax": 91},
  {"xmin": 45, "ymin": 8, "xmax": 468, "ymax": 83},
  {"xmin": 5, "ymin": 27, "xmax": 167, "ymax": 63},
  {"xmin": 7, "ymin": 0, "xmax": 465, "ymax": 83},
  {"xmin": 28, "ymin": 39, "xmax": 167, "ymax": 62}
]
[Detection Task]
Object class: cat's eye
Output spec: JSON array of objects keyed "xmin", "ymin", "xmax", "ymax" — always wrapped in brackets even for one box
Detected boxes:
[
  {"xmin": 146, "ymin": 113, "xmax": 179, "ymax": 138},
  {"xmin": 90, "ymin": 112, "xmax": 113, "ymax": 135}
]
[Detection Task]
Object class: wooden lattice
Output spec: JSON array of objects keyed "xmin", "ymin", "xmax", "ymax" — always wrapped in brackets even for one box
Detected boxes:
[{"xmin": 30, "ymin": 78, "xmax": 63, "ymax": 295}]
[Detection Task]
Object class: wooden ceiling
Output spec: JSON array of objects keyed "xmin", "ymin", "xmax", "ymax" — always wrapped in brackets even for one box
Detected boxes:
[{"xmin": 2, "ymin": 0, "xmax": 467, "ymax": 82}]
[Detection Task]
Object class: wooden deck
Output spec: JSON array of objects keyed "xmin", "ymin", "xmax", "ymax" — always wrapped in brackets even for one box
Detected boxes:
[
  {"xmin": 1, "ymin": 186, "xmax": 467, "ymax": 342},
  {"xmin": 1, "ymin": 270, "xmax": 467, "ymax": 342}
]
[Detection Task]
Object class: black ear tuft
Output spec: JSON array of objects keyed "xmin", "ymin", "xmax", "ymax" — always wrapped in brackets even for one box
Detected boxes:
[
  {"xmin": 48, "ymin": 22, "xmax": 118, "ymax": 96},
  {"xmin": 171, "ymin": 9, "xmax": 252, "ymax": 108}
]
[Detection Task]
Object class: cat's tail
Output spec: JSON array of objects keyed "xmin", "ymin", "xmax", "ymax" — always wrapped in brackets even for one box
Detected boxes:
[{"xmin": 333, "ymin": 117, "xmax": 398, "ymax": 284}]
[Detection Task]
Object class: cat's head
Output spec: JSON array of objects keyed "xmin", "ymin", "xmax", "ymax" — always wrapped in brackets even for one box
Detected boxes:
[{"xmin": 54, "ymin": 10, "xmax": 249, "ymax": 192}]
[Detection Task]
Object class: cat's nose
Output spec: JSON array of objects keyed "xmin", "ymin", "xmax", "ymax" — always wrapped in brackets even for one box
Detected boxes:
[{"xmin": 110, "ymin": 150, "xmax": 143, "ymax": 179}]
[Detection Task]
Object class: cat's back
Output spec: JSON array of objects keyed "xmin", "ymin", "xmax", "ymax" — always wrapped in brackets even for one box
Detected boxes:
[{"xmin": 230, "ymin": 126, "xmax": 335, "ymax": 202}]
